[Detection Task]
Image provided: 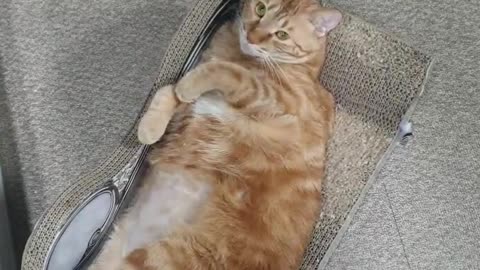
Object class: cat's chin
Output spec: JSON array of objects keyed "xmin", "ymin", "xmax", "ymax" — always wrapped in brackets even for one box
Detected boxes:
[
  {"xmin": 239, "ymin": 42, "xmax": 260, "ymax": 58},
  {"xmin": 239, "ymin": 38, "xmax": 261, "ymax": 58},
  {"xmin": 237, "ymin": 29, "xmax": 264, "ymax": 59}
]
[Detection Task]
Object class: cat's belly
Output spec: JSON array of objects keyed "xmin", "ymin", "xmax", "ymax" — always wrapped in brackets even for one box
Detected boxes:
[{"xmin": 123, "ymin": 168, "xmax": 212, "ymax": 254}]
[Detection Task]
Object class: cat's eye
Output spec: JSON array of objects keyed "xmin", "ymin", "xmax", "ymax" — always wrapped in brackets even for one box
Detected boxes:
[
  {"xmin": 275, "ymin": 31, "xmax": 289, "ymax": 40},
  {"xmin": 255, "ymin": 2, "xmax": 267, "ymax": 17}
]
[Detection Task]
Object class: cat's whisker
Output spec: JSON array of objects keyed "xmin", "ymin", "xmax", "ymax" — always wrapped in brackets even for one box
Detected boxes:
[
  {"xmin": 259, "ymin": 54, "xmax": 274, "ymax": 78},
  {"xmin": 270, "ymin": 53, "xmax": 308, "ymax": 64},
  {"xmin": 264, "ymin": 55, "xmax": 286, "ymax": 86},
  {"xmin": 260, "ymin": 58, "xmax": 270, "ymax": 78},
  {"xmin": 264, "ymin": 56, "xmax": 282, "ymax": 85},
  {"xmin": 269, "ymin": 56, "xmax": 288, "ymax": 84}
]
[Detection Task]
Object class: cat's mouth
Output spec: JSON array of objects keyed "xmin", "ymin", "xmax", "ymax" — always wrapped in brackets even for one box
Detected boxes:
[
  {"xmin": 240, "ymin": 39, "xmax": 263, "ymax": 59},
  {"xmin": 237, "ymin": 23, "xmax": 265, "ymax": 59}
]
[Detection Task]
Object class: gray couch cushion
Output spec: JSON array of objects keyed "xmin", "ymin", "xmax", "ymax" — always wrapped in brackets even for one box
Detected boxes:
[{"xmin": 0, "ymin": 0, "xmax": 195, "ymax": 262}]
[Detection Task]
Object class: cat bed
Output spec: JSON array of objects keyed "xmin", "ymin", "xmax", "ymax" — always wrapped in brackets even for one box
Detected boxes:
[{"xmin": 21, "ymin": 0, "xmax": 431, "ymax": 269}]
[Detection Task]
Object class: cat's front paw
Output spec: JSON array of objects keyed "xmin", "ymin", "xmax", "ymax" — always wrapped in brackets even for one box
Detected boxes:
[
  {"xmin": 137, "ymin": 114, "xmax": 166, "ymax": 145},
  {"xmin": 137, "ymin": 85, "xmax": 177, "ymax": 145},
  {"xmin": 174, "ymin": 82, "xmax": 202, "ymax": 103}
]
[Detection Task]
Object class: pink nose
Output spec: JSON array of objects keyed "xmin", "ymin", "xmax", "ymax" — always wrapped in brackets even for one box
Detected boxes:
[{"xmin": 247, "ymin": 31, "xmax": 268, "ymax": 44}]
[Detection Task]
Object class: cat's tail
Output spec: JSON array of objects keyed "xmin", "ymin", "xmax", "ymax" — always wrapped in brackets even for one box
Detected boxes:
[{"xmin": 137, "ymin": 85, "xmax": 180, "ymax": 145}]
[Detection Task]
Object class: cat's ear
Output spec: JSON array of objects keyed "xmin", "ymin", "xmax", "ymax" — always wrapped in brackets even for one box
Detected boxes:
[{"xmin": 310, "ymin": 8, "xmax": 342, "ymax": 37}]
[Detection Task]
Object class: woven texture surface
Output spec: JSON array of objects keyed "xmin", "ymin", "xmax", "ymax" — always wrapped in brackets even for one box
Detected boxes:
[
  {"xmin": 9, "ymin": 1, "xmax": 433, "ymax": 269},
  {"xmin": 300, "ymin": 12, "xmax": 431, "ymax": 269},
  {"xmin": 320, "ymin": 0, "xmax": 480, "ymax": 269}
]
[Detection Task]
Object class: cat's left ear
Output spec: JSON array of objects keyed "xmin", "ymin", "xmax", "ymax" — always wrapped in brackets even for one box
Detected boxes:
[{"xmin": 310, "ymin": 8, "xmax": 342, "ymax": 37}]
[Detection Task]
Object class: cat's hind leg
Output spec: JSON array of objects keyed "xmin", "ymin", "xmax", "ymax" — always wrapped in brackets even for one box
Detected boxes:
[
  {"xmin": 137, "ymin": 85, "xmax": 179, "ymax": 145},
  {"xmin": 88, "ymin": 216, "xmax": 133, "ymax": 270},
  {"xmin": 119, "ymin": 237, "xmax": 208, "ymax": 270},
  {"xmin": 118, "ymin": 244, "xmax": 176, "ymax": 270}
]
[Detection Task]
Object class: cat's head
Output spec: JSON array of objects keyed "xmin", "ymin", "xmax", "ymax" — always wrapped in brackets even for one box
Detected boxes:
[{"xmin": 238, "ymin": 0, "xmax": 342, "ymax": 64}]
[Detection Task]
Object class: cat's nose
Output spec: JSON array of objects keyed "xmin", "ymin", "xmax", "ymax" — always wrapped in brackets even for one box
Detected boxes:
[
  {"xmin": 246, "ymin": 32, "xmax": 257, "ymax": 44},
  {"xmin": 247, "ymin": 31, "xmax": 268, "ymax": 44}
]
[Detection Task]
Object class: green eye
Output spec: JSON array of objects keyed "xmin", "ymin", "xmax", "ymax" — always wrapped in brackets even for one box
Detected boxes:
[
  {"xmin": 255, "ymin": 2, "xmax": 267, "ymax": 17},
  {"xmin": 275, "ymin": 31, "xmax": 289, "ymax": 40}
]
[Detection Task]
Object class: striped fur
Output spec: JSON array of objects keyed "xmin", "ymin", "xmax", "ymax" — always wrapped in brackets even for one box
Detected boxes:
[{"xmin": 91, "ymin": 1, "xmax": 341, "ymax": 269}]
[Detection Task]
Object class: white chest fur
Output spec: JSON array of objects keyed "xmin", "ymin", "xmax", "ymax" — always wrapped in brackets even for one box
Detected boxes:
[{"xmin": 193, "ymin": 93, "xmax": 232, "ymax": 119}]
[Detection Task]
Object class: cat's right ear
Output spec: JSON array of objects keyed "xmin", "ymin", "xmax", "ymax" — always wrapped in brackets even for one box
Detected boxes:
[{"xmin": 310, "ymin": 8, "xmax": 342, "ymax": 37}]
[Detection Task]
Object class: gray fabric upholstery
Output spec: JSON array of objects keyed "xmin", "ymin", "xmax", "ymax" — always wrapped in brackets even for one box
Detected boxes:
[
  {"xmin": 321, "ymin": 0, "xmax": 480, "ymax": 269},
  {"xmin": 0, "ymin": 0, "xmax": 194, "ymax": 263}
]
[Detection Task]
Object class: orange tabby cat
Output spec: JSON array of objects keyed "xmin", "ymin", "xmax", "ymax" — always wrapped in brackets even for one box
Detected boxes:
[{"xmin": 90, "ymin": 0, "xmax": 341, "ymax": 269}]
